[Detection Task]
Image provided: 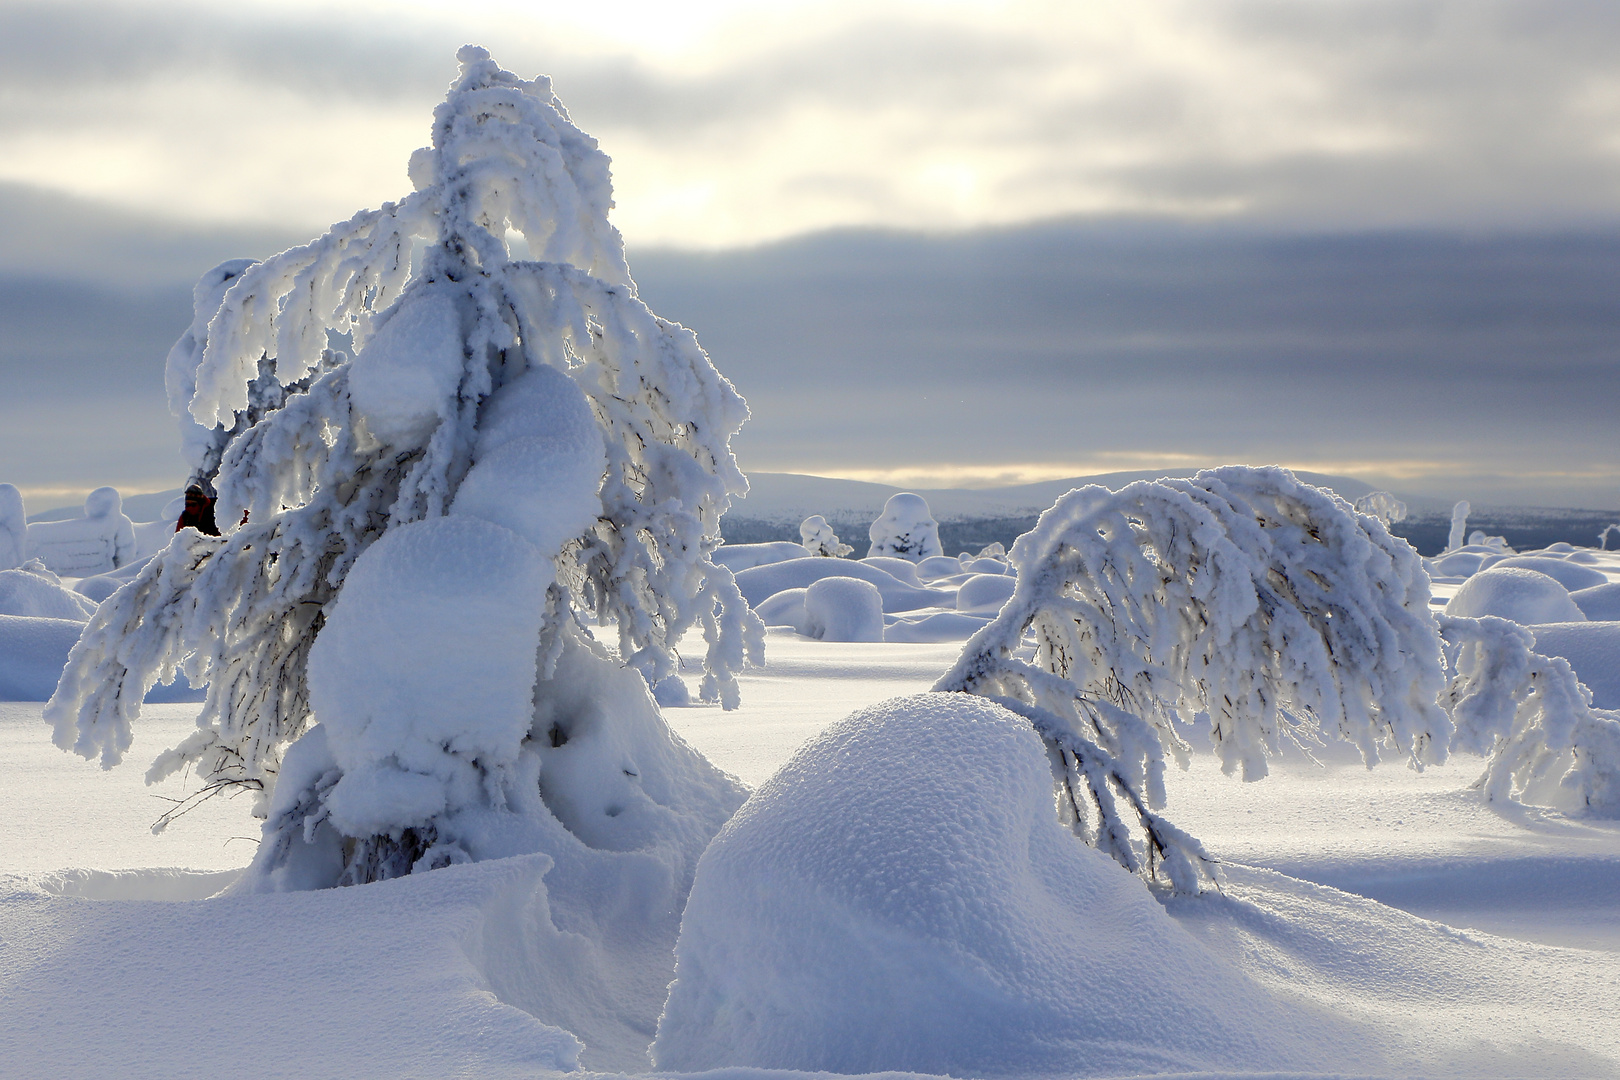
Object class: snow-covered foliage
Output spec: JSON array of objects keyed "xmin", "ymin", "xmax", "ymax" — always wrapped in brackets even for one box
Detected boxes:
[
  {"xmin": 46, "ymin": 46, "xmax": 760, "ymax": 887},
  {"xmin": 1601, "ymin": 523, "xmax": 1620, "ymax": 550},
  {"xmin": 934, "ymin": 466, "xmax": 1447, "ymax": 892},
  {"xmin": 1353, "ymin": 490, "xmax": 1407, "ymax": 527},
  {"xmin": 1439, "ymin": 614, "xmax": 1620, "ymax": 814},
  {"xmin": 24, "ymin": 488, "xmax": 136, "ymax": 576},
  {"xmin": 799, "ymin": 515, "xmax": 852, "ymax": 558},
  {"xmin": 0, "ymin": 483, "xmax": 24, "ymax": 570},
  {"xmin": 867, "ymin": 493, "xmax": 942, "ymax": 561}
]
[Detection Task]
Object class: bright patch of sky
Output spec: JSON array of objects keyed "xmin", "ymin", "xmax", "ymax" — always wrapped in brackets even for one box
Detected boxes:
[{"xmin": 6, "ymin": 1, "xmax": 1620, "ymax": 246}]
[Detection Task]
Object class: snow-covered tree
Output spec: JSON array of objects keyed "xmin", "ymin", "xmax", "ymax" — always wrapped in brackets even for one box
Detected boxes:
[
  {"xmin": 47, "ymin": 46, "xmax": 762, "ymax": 888},
  {"xmin": 933, "ymin": 467, "xmax": 1450, "ymax": 893},
  {"xmin": 868, "ymin": 493, "xmax": 942, "ymax": 561},
  {"xmin": 799, "ymin": 515, "xmax": 851, "ymax": 557},
  {"xmin": 1446, "ymin": 500, "xmax": 1471, "ymax": 552}
]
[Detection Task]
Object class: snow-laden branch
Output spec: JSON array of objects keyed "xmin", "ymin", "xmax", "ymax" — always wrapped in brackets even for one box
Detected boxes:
[{"xmin": 935, "ymin": 466, "xmax": 1449, "ymax": 891}]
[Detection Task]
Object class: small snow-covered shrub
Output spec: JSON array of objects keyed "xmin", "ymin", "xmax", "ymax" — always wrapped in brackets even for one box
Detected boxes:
[
  {"xmin": 1353, "ymin": 490, "xmax": 1407, "ymax": 527},
  {"xmin": 935, "ymin": 466, "xmax": 1447, "ymax": 892},
  {"xmin": 1446, "ymin": 500, "xmax": 1471, "ymax": 552},
  {"xmin": 0, "ymin": 484, "xmax": 24, "ymax": 570},
  {"xmin": 799, "ymin": 515, "xmax": 851, "ymax": 558},
  {"xmin": 1440, "ymin": 614, "xmax": 1620, "ymax": 814},
  {"xmin": 802, "ymin": 577, "xmax": 884, "ymax": 642},
  {"xmin": 25, "ymin": 488, "xmax": 136, "ymax": 576},
  {"xmin": 1445, "ymin": 567, "xmax": 1586, "ymax": 624},
  {"xmin": 867, "ymin": 493, "xmax": 942, "ymax": 561},
  {"xmin": 48, "ymin": 47, "xmax": 759, "ymax": 889}
]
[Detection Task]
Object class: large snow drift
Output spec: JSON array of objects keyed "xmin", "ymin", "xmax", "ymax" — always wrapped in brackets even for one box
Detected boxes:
[{"xmin": 654, "ymin": 693, "xmax": 1365, "ymax": 1077}]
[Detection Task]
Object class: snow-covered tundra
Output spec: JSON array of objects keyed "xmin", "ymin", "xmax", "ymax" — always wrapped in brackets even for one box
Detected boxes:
[{"xmin": 14, "ymin": 45, "xmax": 1620, "ymax": 1080}]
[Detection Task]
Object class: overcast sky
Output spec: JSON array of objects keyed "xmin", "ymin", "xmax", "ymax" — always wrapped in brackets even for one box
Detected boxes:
[{"xmin": 2, "ymin": 0, "xmax": 1618, "ymax": 509}]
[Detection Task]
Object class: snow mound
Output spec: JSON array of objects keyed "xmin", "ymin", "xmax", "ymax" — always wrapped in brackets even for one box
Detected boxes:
[
  {"xmin": 655, "ymin": 693, "xmax": 1349, "ymax": 1077},
  {"xmin": 734, "ymin": 557, "xmax": 953, "ymax": 613},
  {"xmin": 1479, "ymin": 555, "xmax": 1609, "ymax": 592},
  {"xmin": 955, "ymin": 572, "xmax": 1017, "ymax": 613},
  {"xmin": 882, "ymin": 610, "xmax": 992, "ymax": 643},
  {"xmin": 0, "ymin": 615, "xmax": 88, "ymax": 701},
  {"xmin": 802, "ymin": 577, "xmax": 884, "ymax": 642},
  {"xmin": 1446, "ymin": 567, "xmax": 1586, "ymax": 624},
  {"xmin": 712, "ymin": 542, "xmax": 809, "ymax": 572},
  {"xmin": 1572, "ymin": 581, "xmax": 1620, "ymax": 622},
  {"xmin": 753, "ymin": 587, "xmax": 809, "ymax": 632},
  {"xmin": 1532, "ymin": 622, "xmax": 1620, "ymax": 709},
  {"xmin": 0, "ymin": 565, "xmax": 97, "ymax": 621},
  {"xmin": 859, "ymin": 555, "xmax": 923, "ymax": 587},
  {"xmin": 867, "ymin": 493, "xmax": 942, "ymax": 561}
]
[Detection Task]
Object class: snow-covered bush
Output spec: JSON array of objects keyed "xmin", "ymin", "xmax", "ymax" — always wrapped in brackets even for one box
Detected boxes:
[
  {"xmin": 802, "ymin": 577, "xmax": 884, "ymax": 642},
  {"xmin": 934, "ymin": 466, "xmax": 1448, "ymax": 892},
  {"xmin": 25, "ymin": 488, "xmax": 136, "ymax": 576},
  {"xmin": 47, "ymin": 47, "xmax": 760, "ymax": 888},
  {"xmin": 1446, "ymin": 500, "xmax": 1471, "ymax": 552},
  {"xmin": 799, "ymin": 515, "xmax": 851, "ymax": 558},
  {"xmin": 1440, "ymin": 614, "xmax": 1620, "ymax": 814},
  {"xmin": 1353, "ymin": 490, "xmax": 1407, "ymax": 527},
  {"xmin": 867, "ymin": 493, "xmax": 942, "ymax": 561}
]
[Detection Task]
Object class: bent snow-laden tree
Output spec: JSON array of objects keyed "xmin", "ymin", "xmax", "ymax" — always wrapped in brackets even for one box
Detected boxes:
[
  {"xmin": 935, "ymin": 467, "xmax": 1451, "ymax": 893},
  {"xmin": 47, "ymin": 47, "xmax": 762, "ymax": 889}
]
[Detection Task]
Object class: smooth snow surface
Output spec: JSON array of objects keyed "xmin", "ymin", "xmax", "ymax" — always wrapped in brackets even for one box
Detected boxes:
[
  {"xmin": 1533, "ymin": 621, "xmax": 1620, "ymax": 708},
  {"xmin": 1446, "ymin": 566, "xmax": 1587, "ymax": 623},
  {"xmin": 6, "ymin": 629, "xmax": 1620, "ymax": 1077},
  {"xmin": 0, "ymin": 565, "xmax": 96, "ymax": 621}
]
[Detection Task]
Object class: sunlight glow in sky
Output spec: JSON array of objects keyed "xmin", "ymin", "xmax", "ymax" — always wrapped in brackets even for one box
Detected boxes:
[{"xmin": 7, "ymin": 0, "xmax": 1620, "ymax": 247}]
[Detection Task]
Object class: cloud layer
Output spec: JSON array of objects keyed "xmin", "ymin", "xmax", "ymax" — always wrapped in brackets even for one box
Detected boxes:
[{"xmin": 4, "ymin": 1, "xmax": 1620, "ymax": 244}]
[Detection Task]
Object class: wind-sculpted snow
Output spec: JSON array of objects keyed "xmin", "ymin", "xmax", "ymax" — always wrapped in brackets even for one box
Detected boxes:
[
  {"xmin": 735, "ymin": 557, "xmax": 953, "ymax": 613},
  {"xmin": 47, "ymin": 46, "xmax": 759, "ymax": 887},
  {"xmin": 801, "ymin": 577, "xmax": 884, "ymax": 642},
  {"xmin": 936, "ymin": 466, "xmax": 1447, "ymax": 892},
  {"xmin": 655, "ymin": 693, "xmax": 1377, "ymax": 1077}
]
